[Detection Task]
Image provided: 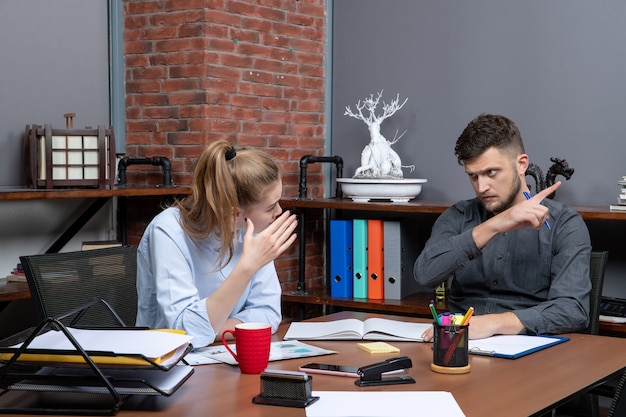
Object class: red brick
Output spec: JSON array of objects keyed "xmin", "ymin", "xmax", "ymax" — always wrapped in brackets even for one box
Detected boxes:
[
  {"xmin": 206, "ymin": 10, "xmax": 242, "ymax": 26},
  {"xmin": 164, "ymin": 0, "xmax": 206, "ymax": 11},
  {"xmin": 131, "ymin": 67, "xmax": 167, "ymax": 80},
  {"xmin": 225, "ymin": 1, "xmax": 258, "ymax": 17},
  {"xmin": 178, "ymin": 106, "xmax": 205, "ymax": 119},
  {"xmin": 144, "ymin": 107, "xmax": 178, "ymax": 119},
  {"xmin": 241, "ymin": 17, "xmax": 272, "ymax": 32},
  {"xmin": 136, "ymin": 94, "xmax": 169, "ymax": 107},
  {"xmin": 126, "ymin": 2, "xmax": 164, "ymax": 15},
  {"xmin": 259, "ymin": 123, "xmax": 287, "ymax": 135},
  {"xmin": 269, "ymin": 24, "xmax": 301, "ymax": 40},
  {"xmin": 143, "ymin": 26, "xmax": 178, "ymax": 40},
  {"xmin": 125, "ymin": 41, "xmax": 153, "ymax": 54},
  {"xmin": 127, "ymin": 80, "xmax": 161, "ymax": 93},
  {"xmin": 256, "ymin": 5, "xmax": 287, "ymax": 22},
  {"xmin": 151, "ymin": 12, "xmax": 186, "ymax": 26},
  {"xmin": 169, "ymin": 92, "xmax": 207, "ymax": 105},
  {"xmin": 178, "ymin": 24, "xmax": 204, "ymax": 38},
  {"xmin": 150, "ymin": 53, "xmax": 186, "ymax": 66},
  {"xmin": 125, "ymin": 55, "xmax": 150, "ymax": 67},
  {"xmin": 232, "ymin": 107, "xmax": 262, "ymax": 121},
  {"xmin": 210, "ymin": 119, "xmax": 240, "ymax": 132},
  {"xmin": 207, "ymin": 65, "xmax": 241, "ymax": 80},
  {"xmin": 162, "ymin": 78, "xmax": 201, "ymax": 92},
  {"xmin": 169, "ymin": 64, "xmax": 207, "ymax": 78},
  {"xmin": 126, "ymin": 120, "xmax": 159, "ymax": 133},
  {"xmin": 230, "ymin": 94, "xmax": 260, "ymax": 108},
  {"xmin": 159, "ymin": 119, "xmax": 189, "ymax": 132},
  {"xmin": 155, "ymin": 39, "xmax": 192, "ymax": 53},
  {"xmin": 229, "ymin": 28, "xmax": 261, "ymax": 44}
]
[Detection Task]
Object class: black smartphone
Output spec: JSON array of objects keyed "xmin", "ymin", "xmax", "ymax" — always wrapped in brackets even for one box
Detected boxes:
[{"xmin": 298, "ymin": 363, "xmax": 359, "ymax": 377}]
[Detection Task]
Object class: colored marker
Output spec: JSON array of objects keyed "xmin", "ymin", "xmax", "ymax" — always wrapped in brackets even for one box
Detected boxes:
[
  {"xmin": 461, "ymin": 307, "xmax": 474, "ymax": 325},
  {"xmin": 523, "ymin": 191, "xmax": 551, "ymax": 230},
  {"xmin": 429, "ymin": 301, "xmax": 440, "ymax": 325}
]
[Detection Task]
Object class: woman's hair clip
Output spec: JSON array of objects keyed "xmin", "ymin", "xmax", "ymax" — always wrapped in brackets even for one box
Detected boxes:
[{"xmin": 225, "ymin": 146, "xmax": 237, "ymax": 161}]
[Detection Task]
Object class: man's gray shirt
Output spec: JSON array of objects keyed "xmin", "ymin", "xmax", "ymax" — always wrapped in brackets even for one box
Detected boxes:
[{"xmin": 414, "ymin": 197, "xmax": 591, "ymax": 335}]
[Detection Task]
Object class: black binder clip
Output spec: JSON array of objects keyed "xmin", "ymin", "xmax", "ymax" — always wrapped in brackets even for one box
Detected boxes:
[{"xmin": 355, "ymin": 356, "xmax": 416, "ymax": 387}]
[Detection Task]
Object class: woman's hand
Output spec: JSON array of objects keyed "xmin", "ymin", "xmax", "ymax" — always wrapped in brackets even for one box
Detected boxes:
[{"xmin": 240, "ymin": 210, "xmax": 298, "ymax": 273}]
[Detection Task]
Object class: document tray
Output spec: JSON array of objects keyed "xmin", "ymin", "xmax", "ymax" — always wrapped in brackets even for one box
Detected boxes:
[{"xmin": 0, "ymin": 305, "xmax": 193, "ymax": 415}]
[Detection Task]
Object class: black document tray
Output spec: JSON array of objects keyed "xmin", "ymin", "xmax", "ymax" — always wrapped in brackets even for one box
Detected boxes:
[{"xmin": 0, "ymin": 299, "xmax": 194, "ymax": 415}]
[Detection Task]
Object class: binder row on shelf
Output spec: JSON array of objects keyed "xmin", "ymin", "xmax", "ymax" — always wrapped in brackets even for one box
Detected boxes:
[
  {"xmin": 329, "ymin": 219, "xmax": 427, "ymax": 300},
  {"xmin": 0, "ymin": 299, "xmax": 194, "ymax": 415}
]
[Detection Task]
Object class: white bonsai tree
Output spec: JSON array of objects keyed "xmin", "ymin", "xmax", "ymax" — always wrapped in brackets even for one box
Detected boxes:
[{"xmin": 344, "ymin": 90, "xmax": 415, "ymax": 179}]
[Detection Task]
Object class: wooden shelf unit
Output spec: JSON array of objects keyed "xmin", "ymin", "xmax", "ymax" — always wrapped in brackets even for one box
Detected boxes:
[
  {"xmin": 279, "ymin": 197, "xmax": 626, "ymax": 336},
  {"xmin": 0, "ymin": 186, "xmax": 192, "ymax": 253},
  {"xmin": 0, "ymin": 186, "xmax": 192, "ymax": 201}
]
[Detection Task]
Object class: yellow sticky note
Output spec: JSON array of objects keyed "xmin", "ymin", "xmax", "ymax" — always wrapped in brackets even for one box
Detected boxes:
[{"xmin": 357, "ymin": 342, "xmax": 400, "ymax": 354}]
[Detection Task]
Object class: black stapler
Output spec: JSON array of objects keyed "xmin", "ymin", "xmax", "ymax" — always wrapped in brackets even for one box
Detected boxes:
[{"xmin": 355, "ymin": 356, "xmax": 416, "ymax": 387}]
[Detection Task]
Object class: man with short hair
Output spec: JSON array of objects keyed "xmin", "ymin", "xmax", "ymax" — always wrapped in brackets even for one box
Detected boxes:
[{"xmin": 414, "ymin": 114, "xmax": 591, "ymax": 341}]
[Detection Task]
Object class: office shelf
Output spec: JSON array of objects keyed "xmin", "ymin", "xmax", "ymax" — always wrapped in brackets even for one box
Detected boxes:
[{"xmin": 279, "ymin": 197, "xmax": 626, "ymax": 337}]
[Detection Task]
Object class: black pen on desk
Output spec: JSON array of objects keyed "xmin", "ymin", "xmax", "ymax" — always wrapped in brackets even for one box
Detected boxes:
[{"xmin": 523, "ymin": 191, "xmax": 551, "ymax": 230}]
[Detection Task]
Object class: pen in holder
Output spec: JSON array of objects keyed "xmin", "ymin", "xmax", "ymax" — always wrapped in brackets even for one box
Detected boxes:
[{"xmin": 431, "ymin": 321, "xmax": 471, "ymax": 374}]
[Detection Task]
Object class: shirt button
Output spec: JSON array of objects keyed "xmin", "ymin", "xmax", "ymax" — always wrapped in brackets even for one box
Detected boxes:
[
  {"xmin": 493, "ymin": 280, "xmax": 497, "ymax": 285},
  {"xmin": 497, "ymin": 254, "xmax": 502, "ymax": 260},
  {"xmin": 469, "ymin": 255, "xmax": 473, "ymax": 260}
]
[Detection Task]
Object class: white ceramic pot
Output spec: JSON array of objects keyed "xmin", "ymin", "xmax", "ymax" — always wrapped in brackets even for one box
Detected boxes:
[{"xmin": 336, "ymin": 178, "xmax": 427, "ymax": 203}]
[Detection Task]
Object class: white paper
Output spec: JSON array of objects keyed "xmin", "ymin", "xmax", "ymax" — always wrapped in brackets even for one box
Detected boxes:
[
  {"xmin": 185, "ymin": 340, "xmax": 336, "ymax": 366},
  {"xmin": 15, "ymin": 328, "xmax": 193, "ymax": 359},
  {"xmin": 306, "ymin": 391, "xmax": 466, "ymax": 417},
  {"xmin": 467, "ymin": 334, "xmax": 564, "ymax": 356}
]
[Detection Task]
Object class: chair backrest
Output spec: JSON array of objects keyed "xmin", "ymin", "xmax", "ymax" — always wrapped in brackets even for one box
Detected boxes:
[
  {"xmin": 608, "ymin": 370, "xmax": 626, "ymax": 417},
  {"xmin": 586, "ymin": 250, "xmax": 609, "ymax": 335},
  {"xmin": 20, "ymin": 246, "xmax": 138, "ymax": 327}
]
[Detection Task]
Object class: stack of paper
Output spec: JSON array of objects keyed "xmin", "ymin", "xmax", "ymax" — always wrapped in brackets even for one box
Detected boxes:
[{"xmin": 1, "ymin": 328, "xmax": 193, "ymax": 368}]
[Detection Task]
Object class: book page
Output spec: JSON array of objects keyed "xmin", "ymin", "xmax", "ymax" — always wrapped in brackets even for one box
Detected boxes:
[
  {"xmin": 283, "ymin": 319, "xmax": 365, "ymax": 340},
  {"xmin": 362, "ymin": 318, "xmax": 430, "ymax": 342}
]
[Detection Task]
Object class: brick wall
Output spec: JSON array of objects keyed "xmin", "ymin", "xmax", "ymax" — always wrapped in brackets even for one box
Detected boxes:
[{"xmin": 123, "ymin": 0, "xmax": 327, "ymax": 303}]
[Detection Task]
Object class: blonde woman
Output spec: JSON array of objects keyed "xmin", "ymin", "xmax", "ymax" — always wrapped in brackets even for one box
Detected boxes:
[{"xmin": 136, "ymin": 140, "xmax": 297, "ymax": 346}]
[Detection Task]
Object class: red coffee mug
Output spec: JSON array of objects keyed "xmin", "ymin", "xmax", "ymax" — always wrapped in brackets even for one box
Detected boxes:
[{"xmin": 221, "ymin": 323, "xmax": 271, "ymax": 374}]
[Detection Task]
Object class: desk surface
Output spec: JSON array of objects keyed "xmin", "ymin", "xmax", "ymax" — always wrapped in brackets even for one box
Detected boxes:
[{"xmin": 103, "ymin": 311, "xmax": 625, "ymax": 417}]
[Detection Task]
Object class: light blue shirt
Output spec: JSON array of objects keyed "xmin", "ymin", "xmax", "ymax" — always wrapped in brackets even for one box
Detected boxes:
[{"xmin": 135, "ymin": 207, "xmax": 282, "ymax": 347}]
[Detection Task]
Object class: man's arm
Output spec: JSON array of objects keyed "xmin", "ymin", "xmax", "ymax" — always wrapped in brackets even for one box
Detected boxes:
[
  {"xmin": 421, "ymin": 311, "xmax": 524, "ymax": 342},
  {"xmin": 413, "ymin": 203, "xmax": 483, "ymax": 287}
]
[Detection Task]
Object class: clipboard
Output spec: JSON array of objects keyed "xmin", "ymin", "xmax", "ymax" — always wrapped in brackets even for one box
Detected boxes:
[{"xmin": 468, "ymin": 334, "xmax": 569, "ymax": 359}]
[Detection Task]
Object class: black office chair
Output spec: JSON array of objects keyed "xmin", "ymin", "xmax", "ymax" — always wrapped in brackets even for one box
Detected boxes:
[
  {"xmin": 20, "ymin": 245, "xmax": 138, "ymax": 328},
  {"xmin": 555, "ymin": 250, "xmax": 609, "ymax": 417},
  {"xmin": 608, "ymin": 370, "xmax": 626, "ymax": 417}
]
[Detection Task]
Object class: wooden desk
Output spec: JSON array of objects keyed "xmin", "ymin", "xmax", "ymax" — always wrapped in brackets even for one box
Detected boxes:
[
  {"xmin": 52, "ymin": 311, "xmax": 621, "ymax": 417},
  {"xmin": 0, "ymin": 282, "xmax": 30, "ymax": 303}
]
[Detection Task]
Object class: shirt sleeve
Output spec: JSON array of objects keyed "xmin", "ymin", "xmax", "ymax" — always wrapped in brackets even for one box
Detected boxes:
[
  {"xmin": 413, "ymin": 204, "xmax": 483, "ymax": 287},
  {"xmin": 144, "ymin": 221, "xmax": 218, "ymax": 347},
  {"xmin": 513, "ymin": 209, "xmax": 591, "ymax": 335},
  {"xmin": 230, "ymin": 261, "xmax": 282, "ymax": 334}
]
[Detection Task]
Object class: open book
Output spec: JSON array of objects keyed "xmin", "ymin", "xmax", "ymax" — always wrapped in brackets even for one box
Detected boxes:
[{"xmin": 283, "ymin": 318, "xmax": 430, "ymax": 342}]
